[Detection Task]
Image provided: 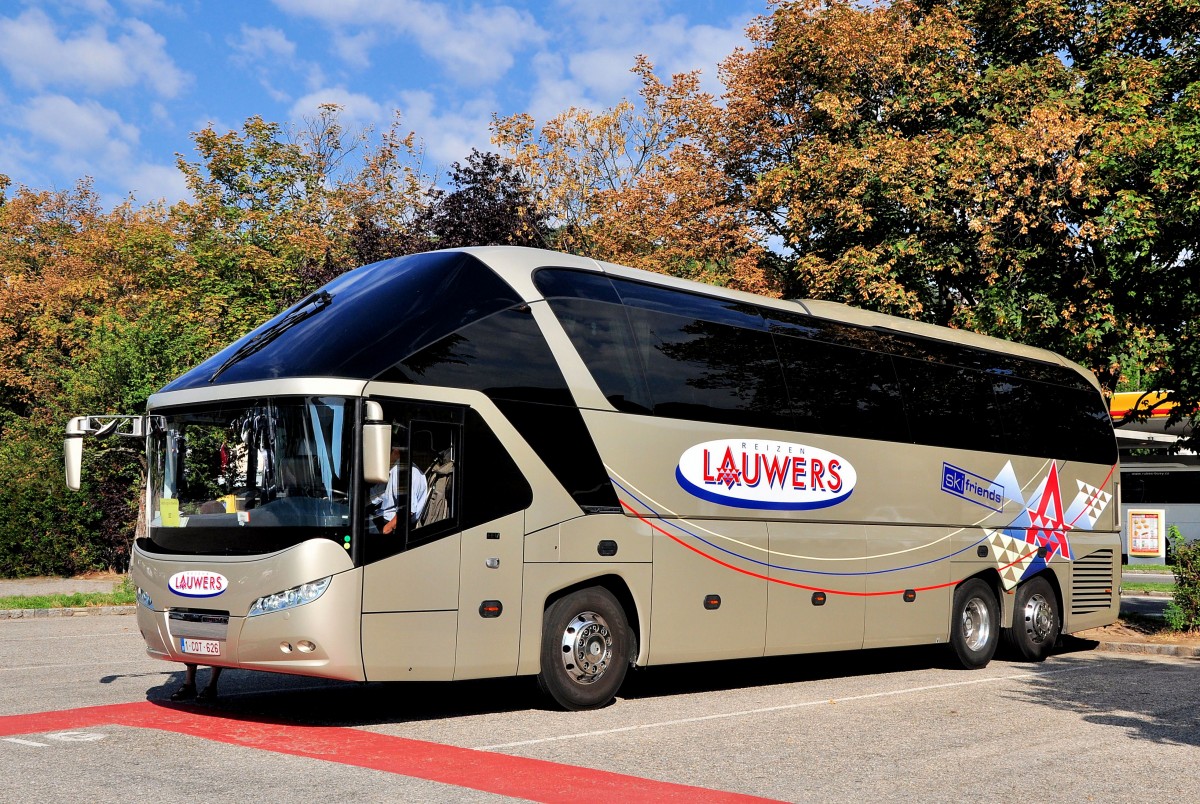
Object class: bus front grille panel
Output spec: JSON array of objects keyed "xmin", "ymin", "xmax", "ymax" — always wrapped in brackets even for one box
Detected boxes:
[
  {"xmin": 168, "ymin": 609, "xmax": 230, "ymax": 640},
  {"xmin": 1070, "ymin": 549, "xmax": 1115, "ymax": 615}
]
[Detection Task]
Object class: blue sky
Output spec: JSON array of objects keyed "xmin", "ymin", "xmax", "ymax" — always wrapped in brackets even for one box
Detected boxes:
[{"xmin": 0, "ymin": 0, "xmax": 766, "ymax": 207}]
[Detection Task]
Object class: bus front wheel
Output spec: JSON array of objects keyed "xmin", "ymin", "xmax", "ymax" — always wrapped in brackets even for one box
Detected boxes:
[
  {"xmin": 537, "ymin": 587, "xmax": 631, "ymax": 711},
  {"xmin": 1002, "ymin": 575, "xmax": 1060, "ymax": 662},
  {"xmin": 948, "ymin": 578, "xmax": 999, "ymax": 669}
]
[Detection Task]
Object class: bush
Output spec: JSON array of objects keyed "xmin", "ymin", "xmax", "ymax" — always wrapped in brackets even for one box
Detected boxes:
[{"xmin": 1164, "ymin": 525, "xmax": 1200, "ymax": 632}]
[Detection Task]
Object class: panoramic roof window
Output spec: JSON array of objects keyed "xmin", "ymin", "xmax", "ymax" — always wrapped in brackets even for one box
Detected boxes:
[{"xmin": 163, "ymin": 251, "xmax": 523, "ymax": 391}]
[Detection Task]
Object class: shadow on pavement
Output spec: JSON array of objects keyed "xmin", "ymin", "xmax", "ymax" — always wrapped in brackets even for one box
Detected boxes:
[{"xmin": 1003, "ymin": 652, "xmax": 1200, "ymax": 747}]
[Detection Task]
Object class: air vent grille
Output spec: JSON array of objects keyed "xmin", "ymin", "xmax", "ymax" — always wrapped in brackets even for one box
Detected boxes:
[{"xmin": 1071, "ymin": 548, "xmax": 1114, "ymax": 615}]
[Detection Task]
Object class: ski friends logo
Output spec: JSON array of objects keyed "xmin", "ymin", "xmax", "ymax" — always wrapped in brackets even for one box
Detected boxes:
[{"xmin": 676, "ymin": 439, "xmax": 856, "ymax": 510}]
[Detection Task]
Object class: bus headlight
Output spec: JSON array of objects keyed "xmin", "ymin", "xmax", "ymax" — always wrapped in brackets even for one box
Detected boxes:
[
  {"xmin": 136, "ymin": 587, "xmax": 154, "ymax": 609},
  {"xmin": 248, "ymin": 576, "xmax": 332, "ymax": 617}
]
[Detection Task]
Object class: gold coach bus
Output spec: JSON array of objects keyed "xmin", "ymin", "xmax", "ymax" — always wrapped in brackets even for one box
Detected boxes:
[{"xmin": 65, "ymin": 247, "xmax": 1120, "ymax": 710}]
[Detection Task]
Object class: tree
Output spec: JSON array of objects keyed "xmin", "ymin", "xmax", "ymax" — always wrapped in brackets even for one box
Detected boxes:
[
  {"xmin": 709, "ymin": 0, "xmax": 1200, "ymax": 442},
  {"xmin": 493, "ymin": 58, "xmax": 773, "ymax": 293},
  {"xmin": 423, "ymin": 149, "xmax": 550, "ymax": 250}
]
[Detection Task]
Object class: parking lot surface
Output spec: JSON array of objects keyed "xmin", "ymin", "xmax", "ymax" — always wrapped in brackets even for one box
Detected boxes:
[{"xmin": 1, "ymin": 613, "xmax": 1198, "ymax": 802}]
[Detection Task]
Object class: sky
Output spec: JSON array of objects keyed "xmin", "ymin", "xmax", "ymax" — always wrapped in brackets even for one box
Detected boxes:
[{"xmin": 0, "ymin": 0, "xmax": 766, "ymax": 208}]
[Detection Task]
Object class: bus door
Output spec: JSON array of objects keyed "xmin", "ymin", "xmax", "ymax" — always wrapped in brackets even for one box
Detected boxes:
[
  {"xmin": 360, "ymin": 399, "xmax": 531, "ymax": 682},
  {"xmin": 361, "ymin": 401, "xmax": 465, "ymax": 681}
]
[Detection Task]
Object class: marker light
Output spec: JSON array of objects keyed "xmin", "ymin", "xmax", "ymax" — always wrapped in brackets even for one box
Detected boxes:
[{"xmin": 248, "ymin": 576, "xmax": 332, "ymax": 617}]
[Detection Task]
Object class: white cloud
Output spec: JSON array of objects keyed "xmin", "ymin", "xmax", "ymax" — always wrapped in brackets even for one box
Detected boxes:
[
  {"xmin": 330, "ymin": 30, "xmax": 376, "ymax": 70},
  {"xmin": 121, "ymin": 160, "xmax": 190, "ymax": 205},
  {"xmin": 524, "ymin": 51, "xmax": 598, "ymax": 123},
  {"xmin": 271, "ymin": 0, "xmax": 547, "ymax": 85},
  {"xmin": 18, "ymin": 94, "xmax": 138, "ymax": 156},
  {"xmin": 289, "ymin": 88, "xmax": 387, "ymax": 130},
  {"xmin": 230, "ymin": 25, "xmax": 296, "ymax": 62},
  {"xmin": 0, "ymin": 8, "xmax": 187, "ymax": 97},
  {"xmin": 518, "ymin": 2, "xmax": 755, "ymax": 125},
  {"xmin": 396, "ymin": 89, "xmax": 493, "ymax": 168},
  {"xmin": 229, "ymin": 24, "xmax": 326, "ymax": 102},
  {"xmin": 567, "ymin": 48, "xmax": 641, "ymax": 100}
]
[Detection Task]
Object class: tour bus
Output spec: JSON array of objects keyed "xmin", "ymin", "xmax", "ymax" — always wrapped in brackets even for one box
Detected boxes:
[{"xmin": 65, "ymin": 246, "xmax": 1120, "ymax": 710}]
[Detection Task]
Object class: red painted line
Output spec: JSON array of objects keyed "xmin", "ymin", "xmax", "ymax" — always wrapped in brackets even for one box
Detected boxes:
[
  {"xmin": 0, "ymin": 702, "xmax": 779, "ymax": 803},
  {"xmin": 621, "ymin": 501, "xmax": 1044, "ymax": 598}
]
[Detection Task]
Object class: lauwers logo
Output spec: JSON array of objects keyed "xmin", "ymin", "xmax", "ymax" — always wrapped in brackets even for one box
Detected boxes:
[
  {"xmin": 168, "ymin": 570, "xmax": 228, "ymax": 599},
  {"xmin": 676, "ymin": 439, "xmax": 857, "ymax": 510}
]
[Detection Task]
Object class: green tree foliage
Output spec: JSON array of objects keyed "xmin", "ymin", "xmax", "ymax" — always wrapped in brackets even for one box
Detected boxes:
[
  {"xmin": 709, "ymin": 0, "xmax": 1200, "ymax": 437},
  {"xmin": 1164, "ymin": 526, "xmax": 1200, "ymax": 631}
]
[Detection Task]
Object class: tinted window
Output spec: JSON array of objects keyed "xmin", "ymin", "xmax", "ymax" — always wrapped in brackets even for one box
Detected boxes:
[
  {"xmin": 363, "ymin": 401, "xmax": 464, "ymax": 563},
  {"xmin": 492, "ymin": 398, "xmax": 620, "ymax": 511},
  {"xmin": 623, "ymin": 305, "xmax": 791, "ymax": 429},
  {"xmin": 534, "ymin": 267, "xmax": 1114, "ymax": 463},
  {"xmin": 774, "ymin": 334, "xmax": 903, "ymax": 440},
  {"xmin": 538, "ymin": 269, "xmax": 790, "ymax": 429},
  {"xmin": 544, "ymin": 297, "xmax": 652, "ymax": 413},
  {"xmin": 164, "ymin": 252, "xmax": 523, "ymax": 390},
  {"xmin": 380, "ymin": 302, "xmax": 617, "ymax": 510},
  {"xmin": 994, "ymin": 379, "xmax": 1117, "ymax": 464},
  {"xmin": 379, "ymin": 305, "xmax": 574, "ymax": 406},
  {"xmin": 614, "ymin": 278, "xmax": 766, "ymax": 330},
  {"xmin": 892, "ymin": 357, "xmax": 1009, "ymax": 453},
  {"xmin": 765, "ymin": 307, "xmax": 1094, "ymax": 392},
  {"xmin": 461, "ymin": 408, "xmax": 534, "ymax": 526},
  {"xmin": 535, "ymin": 267, "xmax": 621, "ymax": 304}
]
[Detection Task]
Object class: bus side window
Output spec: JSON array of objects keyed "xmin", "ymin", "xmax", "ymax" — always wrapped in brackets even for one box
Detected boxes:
[{"xmin": 363, "ymin": 402, "xmax": 463, "ymax": 562}]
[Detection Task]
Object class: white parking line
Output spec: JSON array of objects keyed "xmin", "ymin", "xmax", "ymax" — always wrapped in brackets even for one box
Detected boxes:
[
  {"xmin": 475, "ymin": 666, "xmax": 1083, "ymax": 750},
  {"xmin": 0, "ymin": 633, "xmax": 136, "ymax": 642},
  {"xmin": 0, "ymin": 660, "xmax": 151, "ymax": 672}
]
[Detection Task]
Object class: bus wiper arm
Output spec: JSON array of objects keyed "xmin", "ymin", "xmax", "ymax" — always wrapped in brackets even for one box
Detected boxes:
[{"xmin": 208, "ymin": 290, "xmax": 334, "ymax": 383}]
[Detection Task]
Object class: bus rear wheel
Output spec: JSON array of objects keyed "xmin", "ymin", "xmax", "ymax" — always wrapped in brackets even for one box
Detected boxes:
[
  {"xmin": 948, "ymin": 578, "xmax": 999, "ymax": 669},
  {"xmin": 537, "ymin": 587, "xmax": 631, "ymax": 711},
  {"xmin": 1003, "ymin": 576, "xmax": 1060, "ymax": 662}
]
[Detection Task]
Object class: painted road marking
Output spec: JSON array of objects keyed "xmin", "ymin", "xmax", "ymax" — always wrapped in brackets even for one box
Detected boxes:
[
  {"xmin": 0, "ymin": 660, "xmax": 151, "ymax": 672},
  {"xmin": 0, "ymin": 703, "xmax": 779, "ymax": 803},
  {"xmin": 3, "ymin": 738, "xmax": 48, "ymax": 747},
  {"xmin": 478, "ymin": 666, "xmax": 1084, "ymax": 750}
]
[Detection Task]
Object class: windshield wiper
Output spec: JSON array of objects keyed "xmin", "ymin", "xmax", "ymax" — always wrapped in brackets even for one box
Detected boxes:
[{"xmin": 208, "ymin": 290, "xmax": 334, "ymax": 383}]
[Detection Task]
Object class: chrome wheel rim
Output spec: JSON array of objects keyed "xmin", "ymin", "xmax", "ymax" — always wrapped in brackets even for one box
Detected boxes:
[
  {"xmin": 1023, "ymin": 593, "xmax": 1055, "ymax": 644},
  {"xmin": 962, "ymin": 597, "xmax": 992, "ymax": 652},
  {"xmin": 559, "ymin": 610, "xmax": 612, "ymax": 685}
]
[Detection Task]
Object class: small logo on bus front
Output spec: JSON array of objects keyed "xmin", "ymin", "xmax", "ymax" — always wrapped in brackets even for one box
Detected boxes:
[
  {"xmin": 168, "ymin": 571, "xmax": 227, "ymax": 598},
  {"xmin": 676, "ymin": 439, "xmax": 856, "ymax": 510}
]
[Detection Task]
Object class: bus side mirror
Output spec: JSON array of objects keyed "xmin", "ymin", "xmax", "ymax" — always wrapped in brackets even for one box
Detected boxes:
[
  {"xmin": 362, "ymin": 401, "xmax": 391, "ymax": 485},
  {"xmin": 65, "ymin": 416, "xmax": 87, "ymax": 491}
]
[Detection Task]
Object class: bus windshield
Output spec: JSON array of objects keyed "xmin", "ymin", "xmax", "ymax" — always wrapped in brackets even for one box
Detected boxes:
[{"xmin": 145, "ymin": 396, "xmax": 354, "ymax": 556}]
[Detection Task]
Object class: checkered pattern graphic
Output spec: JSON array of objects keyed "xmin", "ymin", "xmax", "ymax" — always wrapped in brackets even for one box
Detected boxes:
[
  {"xmin": 1067, "ymin": 480, "xmax": 1113, "ymax": 529},
  {"xmin": 987, "ymin": 530, "xmax": 1037, "ymax": 590}
]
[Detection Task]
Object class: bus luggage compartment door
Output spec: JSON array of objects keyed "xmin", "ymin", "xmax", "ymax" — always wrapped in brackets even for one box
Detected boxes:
[{"xmin": 453, "ymin": 512, "xmax": 525, "ymax": 680}]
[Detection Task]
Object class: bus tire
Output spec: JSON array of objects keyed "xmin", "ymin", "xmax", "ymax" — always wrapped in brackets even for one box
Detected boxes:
[
  {"xmin": 537, "ymin": 587, "xmax": 631, "ymax": 711},
  {"xmin": 948, "ymin": 578, "xmax": 999, "ymax": 669},
  {"xmin": 1003, "ymin": 575, "xmax": 1060, "ymax": 662}
]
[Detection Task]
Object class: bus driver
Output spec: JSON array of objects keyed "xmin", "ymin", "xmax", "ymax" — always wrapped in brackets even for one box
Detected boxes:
[{"xmin": 374, "ymin": 441, "xmax": 428, "ymax": 535}]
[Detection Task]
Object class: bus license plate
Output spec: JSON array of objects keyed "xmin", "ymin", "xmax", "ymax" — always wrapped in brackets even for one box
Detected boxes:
[{"xmin": 180, "ymin": 638, "xmax": 221, "ymax": 656}]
